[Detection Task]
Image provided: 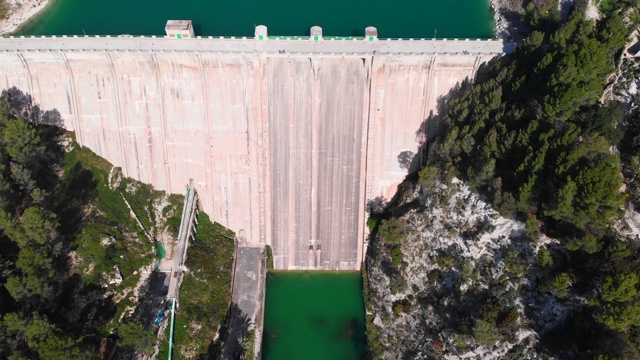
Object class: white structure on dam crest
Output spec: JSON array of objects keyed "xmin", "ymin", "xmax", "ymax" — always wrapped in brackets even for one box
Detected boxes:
[{"xmin": 0, "ymin": 26, "xmax": 513, "ymax": 270}]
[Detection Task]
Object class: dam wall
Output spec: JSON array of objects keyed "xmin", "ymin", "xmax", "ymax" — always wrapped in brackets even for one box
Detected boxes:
[{"xmin": 0, "ymin": 35, "xmax": 508, "ymax": 270}]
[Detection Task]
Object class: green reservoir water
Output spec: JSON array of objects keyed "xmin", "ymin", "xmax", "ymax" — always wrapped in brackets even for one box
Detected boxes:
[
  {"xmin": 262, "ymin": 271, "xmax": 365, "ymax": 360},
  {"xmin": 17, "ymin": 0, "xmax": 494, "ymax": 38}
]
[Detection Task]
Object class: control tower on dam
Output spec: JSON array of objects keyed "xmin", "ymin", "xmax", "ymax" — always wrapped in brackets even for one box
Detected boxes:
[{"xmin": 0, "ymin": 24, "xmax": 514, "ymax": 270}]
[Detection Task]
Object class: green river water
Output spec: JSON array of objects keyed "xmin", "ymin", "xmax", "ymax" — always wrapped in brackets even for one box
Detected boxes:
[
  {"xmin": 17, "ymin": 0, "xmax": 494, "ymax": 38},
  {"xmin": 262, "ymin": 272, "xmax": 366, "ymax": 359}
]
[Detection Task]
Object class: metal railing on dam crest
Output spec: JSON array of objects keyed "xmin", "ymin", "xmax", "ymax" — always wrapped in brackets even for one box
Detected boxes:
[{"xmin": 0, "ymin": 30, "xmax": 517, "ymax": 55}]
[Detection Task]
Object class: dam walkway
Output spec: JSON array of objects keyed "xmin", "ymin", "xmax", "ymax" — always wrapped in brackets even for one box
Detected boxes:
[
  {"xmin": 165, "ymin": 179, "xmax": 199, "ymax": 359},
  {"xmin": 221, "ymin": 232, "xmax": 266, "ymax": 360},
  {"xmin": 0, "ymin": 35, "xmax": 516, "ymax": 55},
  {"xmin": 167, "ymin": 179, "xmax": 199, "ymax": 301}
]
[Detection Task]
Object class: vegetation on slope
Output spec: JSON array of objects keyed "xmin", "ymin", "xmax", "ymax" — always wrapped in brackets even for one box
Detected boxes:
[
  {"xmin": 0, "ymin": 0, "xmax": 8, "ymax": 21},
  {"xmin": 366, "ymin": 1, "xmax": 640, "ymax": 359},
  {"xmin": 0, "ymin": 88, "xmax": 224, "ymax": 358},
  {"xmin": 157, "ymin": 213, "xmax": 235, "ymax": 360}
]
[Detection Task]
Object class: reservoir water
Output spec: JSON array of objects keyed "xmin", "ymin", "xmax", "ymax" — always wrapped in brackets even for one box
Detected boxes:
[
  {"xmin": 17, "ymin": 0, "xmax": 494, "ymax": 38},
  {"xmin": 262, "ymin": 272, "xmax": 365, "ymax": 359}
]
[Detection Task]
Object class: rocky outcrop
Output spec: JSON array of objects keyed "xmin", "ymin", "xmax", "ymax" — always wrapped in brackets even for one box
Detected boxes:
[
  {"xmin": 365, "ymin": 177, "xmax": 566, "ymax": 359},
  {"xmin": 490, "ymin": 0, "xmax": 527, "ymax": 40}
]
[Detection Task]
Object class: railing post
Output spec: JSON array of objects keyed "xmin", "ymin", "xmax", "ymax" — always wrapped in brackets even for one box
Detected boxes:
[{"xmin": 168, "ymin": 298, "xmax": 176, "ymax": 359}]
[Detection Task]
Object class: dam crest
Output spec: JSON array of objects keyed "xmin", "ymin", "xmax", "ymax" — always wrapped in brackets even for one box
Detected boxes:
[{"xmin": 0, "ymin": 25, "xmax": 513, "ymax": 270}]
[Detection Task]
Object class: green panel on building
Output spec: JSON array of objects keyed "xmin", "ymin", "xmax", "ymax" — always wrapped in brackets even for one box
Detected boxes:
[{"xmin": 177, "ymin": 34, "xmax": 182, "ymax": 39}]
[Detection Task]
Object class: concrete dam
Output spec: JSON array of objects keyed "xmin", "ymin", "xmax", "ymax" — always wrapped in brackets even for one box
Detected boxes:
[{"xmin": 0, "ymin": 27, "xmax": 511, "ymax": 270}]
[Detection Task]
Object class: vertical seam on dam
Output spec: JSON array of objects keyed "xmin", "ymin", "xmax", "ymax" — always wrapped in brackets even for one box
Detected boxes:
[
  {"xmin": 106, "ymin": 52, "xmax": 130, "ymax": 177},
  {"xmin": 418, "ymin": 56, "xmax": 436, "ymax": 167},
  {"xmin": 364, "ymin": 54, "xmax": 378, "ymax": 205},
  {"xmin": 17, "ymin": 54, "xmax": 34, "ymax": 98},
  {"xmin": 424, "ymin": 56, "xmax": 438, "ymax": 138},
  {"xmin": 60, "ymin": 52, "xmax": 83, "ymax": 146},
  {"xmin": 151, "ymin": 53, "xmax": 172, "ymax": 192},
  {"xmin": 244, "ymin": 53, "xmax": 255, "ymax": 237},
  {"xmin": 258, "ymin": 54, "xmax": 271, "ymax": 246},
  {"xmin": 471, "ymin": 55, "xmax": 482, "ymax": 85},
  {"xmin": 358, "ymin": 55, "xmax": 374, "ymax": 266},
  {"xmin": 310, "ymin": 56, "xmax": 319, "ymax": 255},
  {"xmin": 196, "ymin": 53, "xmax": 213, "ymax": 194}
]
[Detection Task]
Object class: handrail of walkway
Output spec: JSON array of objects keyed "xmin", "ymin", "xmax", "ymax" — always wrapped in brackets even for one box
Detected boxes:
[
  {"xmin": 168, "ymin": 298, "xmax": 177, "ymax": 360},
  {"xmin": 2, "ymin": 34, "xmax": 503, "ymax": 41},
  {"xmin": 0, "ymin": 36, "xmax": 518, "ymax": 54},
  {"xmin": 167, "ymin": 179, "xmax": 198, "ymax": 360},
  {"xmin": 175, "ymin": 185, "xmax": 191, "ymax": 253}
]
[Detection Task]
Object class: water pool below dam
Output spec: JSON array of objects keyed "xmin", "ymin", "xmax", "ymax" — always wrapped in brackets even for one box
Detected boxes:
[{"xmin": 262, "ymin": 272, "xmax": 365, "ymax": 359}]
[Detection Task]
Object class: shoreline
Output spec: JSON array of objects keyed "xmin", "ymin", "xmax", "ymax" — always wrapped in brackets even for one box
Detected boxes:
[
  {"xmin": 489, "ymin": 0, "xmax": 522, "ymax": 40},
  {"xmin": 0, "ymin": 0, "xmax": 52, "ymax": 35}
]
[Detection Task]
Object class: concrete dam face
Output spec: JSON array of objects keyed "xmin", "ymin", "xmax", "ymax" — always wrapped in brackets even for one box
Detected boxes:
[{"xmin": 0, "ymin": 35, "xmax": 507, "ymax": 270}]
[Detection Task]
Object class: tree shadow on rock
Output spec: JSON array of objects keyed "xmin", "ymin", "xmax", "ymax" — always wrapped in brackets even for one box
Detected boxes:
[
  {"xmin": 497, "ymin": 8, "xmax": 530, "ymax": 42},
  {"xmin": 47, "ymin": 273, "xmax": 118, "ymax": 344},
  {"xmin": 57, "ymin": 162, "xmax": 99, "ymax": 247},
  {"xmin": 365, "ymin": 57, "xmax": 505, "ymax": 265},
  {"xmin": 1, "ymin": 86, "xmax": 64, "ymax": 127},
  {"xmin": 406, "ymin": 56, "xmax": 504, "ymax": 193},
  {"xmin": 203, "ymin": 302, "xmax": 252, "ymax": 360},
  {"xmin": 366, "ymin": 196, "xmax": 388, "ymax": 216},
  {"xmin": 133, "ymin": 271, "xmax": 169, "ymax": 328}
]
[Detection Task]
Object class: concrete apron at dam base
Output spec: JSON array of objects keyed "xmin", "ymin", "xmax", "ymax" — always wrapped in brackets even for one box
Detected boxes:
[
  {"xmin": 0, "ymin": 25, "xmax": 515, "ymax": 273},
  {"xmin": 222, "ymin": 231, "xmax": 266, "ymax": 360}
]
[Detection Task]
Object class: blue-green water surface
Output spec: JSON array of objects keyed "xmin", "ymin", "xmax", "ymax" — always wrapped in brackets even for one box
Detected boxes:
[
  {"xmin": 262, "ymin": 271, "xmax": 365, "ymax": 360},
  {"xmin": 17, "ymin": 0, "xmax": 494, "ymax": 38}
]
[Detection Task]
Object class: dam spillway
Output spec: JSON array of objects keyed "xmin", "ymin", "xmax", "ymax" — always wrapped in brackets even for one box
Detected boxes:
[{"xmin": 0, "ymin": 32, "xmax": 511, "ymax": 270}]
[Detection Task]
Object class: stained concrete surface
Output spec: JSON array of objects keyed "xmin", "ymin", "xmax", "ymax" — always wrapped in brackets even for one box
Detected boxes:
[
  {"xmin": 222, "ymin": 246, "xmax": 265, "ymax": 360},
  {"xmin": 0, "ymin": 38, "xmax": 503, "ymax": 269},
  {"xmin": 267, "ymin": 58, "xmax": 366, "ymax": 270}
]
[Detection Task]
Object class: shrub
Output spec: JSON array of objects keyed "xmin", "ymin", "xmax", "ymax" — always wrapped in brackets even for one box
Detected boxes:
[
  {"xmin": 265, "ymin": 245, "xmax": 274, "ymax": 270},
  {"xmin": 367, "ymin": 217, "xmax": 379, "ymax": 231},
  {"xmin": 504, "ymin": 250, "xmax": 527, "ymax": 278},
  {"xmin": 392, "ymin": 299, "xmax": 412, "ymax": 316},
  {"xmin": 549, "ymin": 272, "xmax": 572, "ymax": 298},
  {"xmin": 418, "ymin": 166, "xmax": 441, "ymax": 189},
  {"xmin": 378, "ymin": 218, "xmax": 406, "ymax": 245},
  {"xmin": 391, "ymin": 246, "xmax": 404, "ymax": 267},
  {"xmin": 0, "ymin": 0, "xmax": 9, "ymax": 21},
  {"xmin": 155, "ymin": 241, "xmax": 166, "ymax": 259},
  {"xmin": 537, "ymin": 248, "xmax": 553, "ymax": 267},
  {"xmin": 474, "ymin": 319, "xmax": 498, "ymax": 346}
]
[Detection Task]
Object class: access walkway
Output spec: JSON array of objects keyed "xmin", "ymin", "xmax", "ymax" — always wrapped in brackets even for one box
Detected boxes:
[
  {"xmin": 220, "ymin": 232, "xmax": 266, "ymax": 360},
  {"xmin": 165, "ymin": 179, "xmax": 199, "ymax": 359},
  {"xmin": 0, "ymin": 36, "xmax": 516, "ymax": 55},
  {"xmin": 167, "ymin": 178, "xmax": 199, "ymax": 300}
]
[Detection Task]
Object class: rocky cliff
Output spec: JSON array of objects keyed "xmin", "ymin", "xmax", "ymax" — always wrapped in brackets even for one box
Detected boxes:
[{"xmin": 364, "ymin": 171, "xmax": 586, "ymax": 359}]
